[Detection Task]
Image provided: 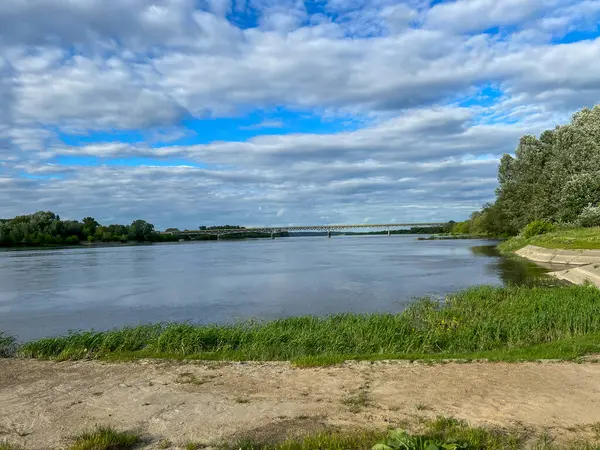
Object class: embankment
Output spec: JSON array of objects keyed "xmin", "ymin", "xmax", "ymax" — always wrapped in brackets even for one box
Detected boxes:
[{"xmin": 516, "ymin": 245, "xmax": 600, "ymax": 287}]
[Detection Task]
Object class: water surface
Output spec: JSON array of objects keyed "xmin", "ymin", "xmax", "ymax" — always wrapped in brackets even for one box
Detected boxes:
[{"xmin": 0, "ymin": 236, "xmax": 547, "ymax": 341}]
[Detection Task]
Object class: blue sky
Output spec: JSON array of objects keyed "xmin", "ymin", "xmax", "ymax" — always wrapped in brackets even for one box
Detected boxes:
[{"xmin": 2, "ymin": 0, "xmax": 600, "ymax": 228}]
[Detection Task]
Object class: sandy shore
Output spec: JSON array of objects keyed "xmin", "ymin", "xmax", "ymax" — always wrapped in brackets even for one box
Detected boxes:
[{"xmin": 2, "ymin": 359, "xmax": 600, "ymax": 449}]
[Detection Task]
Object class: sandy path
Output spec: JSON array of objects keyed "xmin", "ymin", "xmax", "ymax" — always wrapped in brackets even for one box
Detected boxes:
[{"xmin": 2, "ymin": 359, "xmax": 600, "ymax": 449}]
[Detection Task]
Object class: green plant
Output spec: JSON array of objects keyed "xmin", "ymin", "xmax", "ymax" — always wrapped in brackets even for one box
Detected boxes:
[
  {"xmin": 521, "ymin": 221, "xmax": 555, "ymax": 239},
  {"xmin": 0, "ymin": 332, "xmax": 16, "ymax": 358},
  {"xmin": 577, "ymin": 205, "xmax": 600, "ymax": 228},
  {"xmin": 372, "ymin": 429, "xmax": 467, "ymax": 450},
  {"xmin": 0, "ymin": 441, "xmax": 24, "ymax": 450},
  {"xmin": 158, "ymin": 439, "xmax": 172, "ymax": 449},
  {"xmin": 68, "ymin": 426, "xmax": 140, "ymax": 450}
]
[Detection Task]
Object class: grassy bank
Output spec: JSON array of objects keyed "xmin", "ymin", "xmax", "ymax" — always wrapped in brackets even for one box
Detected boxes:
[
  {"xmin": 499, "ymin": 227, "xmax": 600, "ymax": 252},
  {"xmin": 3, "ymin": 417, "xmax": 599, "ymax": 450},
  {"xmin": 16, "ymin": 284, "xmax": 600, "ymax": 363}
]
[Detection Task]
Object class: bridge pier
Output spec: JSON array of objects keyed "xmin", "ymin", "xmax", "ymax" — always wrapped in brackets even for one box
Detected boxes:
[
  {"xmin": 271, "ymin": 231, "xmax": 275, "ymax": 239},
  {"xmin": 217, "ymin": 234, "xmax": 220, "ymax": 241},
  {"xmin": 388, "ymin": 230, "xmax": 391, "ymax": 237},
  {"xmin": 327, "ymin": 230, "xmax": 331, "ymax": 238}
]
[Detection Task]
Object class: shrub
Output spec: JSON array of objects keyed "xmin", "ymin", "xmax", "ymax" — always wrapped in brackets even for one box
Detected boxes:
[
  {"xmin": 66, "ymin": 235, "xmax": 80, "ymax": 245},
  {"xmin": 576, "ymin": 205, "xmax": 600, "ymax": 228},
  {"xmin": 0, "ymin": 332, "xmax": 16, "ymax": 358},
  {"xmin": 521, "ymin": 220, "xmax": 555, "ymax": 239}
]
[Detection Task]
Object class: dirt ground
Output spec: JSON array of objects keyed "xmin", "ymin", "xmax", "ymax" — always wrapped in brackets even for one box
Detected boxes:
[{"xmin": 2, "ymin": 359, "xmax": 600, "ymax": 449}]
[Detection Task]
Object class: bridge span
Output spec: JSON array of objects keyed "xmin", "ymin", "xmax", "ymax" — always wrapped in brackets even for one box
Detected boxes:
[{"xmin": 165, "ymin": 223, "xmax": 447, "ymax": 239}]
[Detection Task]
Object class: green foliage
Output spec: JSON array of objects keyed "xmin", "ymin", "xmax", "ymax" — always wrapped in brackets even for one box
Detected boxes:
[
  {"xmin": 0, "ymin": 211, "xmax": 176, "ymax": 247},
  {"xmin": 558, "ymin": 173, "xmax": 600, "ymax": 222},
  {"xmin": 373, "ymin": 429, "xmax": 466, "ymax": 450},
  {"xmin": 0, "ymin": 332, "xmax": 16, "ymax": 357},
  {"xmin": 373, "ymin": 418, "xmax": 526, "ymax": 449},
  {"xmin": 224, "ymin": 418, "xmax": 533, "ymax": 450},
  {"xmin": 521, "ymin": 220, "xmax": 555, "ymax": 239},
  {"xmin": 222, "ymin": 430, "xmax": 384, "ymax": 450},
  {"xmin": 19, "ymin": 285, "xmax": 600, "ymax": 362},
  {"xmin": 0, "ymin": 442, "xmax": 24, "ymax": 450},
  {"xmin": 68, "ymin": 426, "xmax": 139, "ymax": 450},
  {"xmin": 459, "ymin": 105, "xmax": 600, "ymax": 237},
  {"xmin": 577, "ymin": 205, "xmax": 600, "ymax": 228},
  {"xmin": 494, "ymin": 106, "xmax": 600, "ymax": 233},
  {"xmin": 128, "ymin": 219, "xmax": 156, "ymax": 242}
]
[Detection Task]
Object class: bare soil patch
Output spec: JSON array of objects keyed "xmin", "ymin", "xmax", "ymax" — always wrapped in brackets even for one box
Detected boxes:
[{"xmin": 2, "ymin": 359, "xmax": 600, "ymax": 449}]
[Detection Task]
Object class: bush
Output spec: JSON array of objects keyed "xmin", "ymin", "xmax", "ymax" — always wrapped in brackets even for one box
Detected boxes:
[
  {"xmin": 0, "ymin": 332, "xmax": 16, "ymax": 358},
  {"xmin": 576, "ymin": 205, "xmax": 600, "ymax": 228},
  {"xmin": 521, "ymin": 220, "xmax": 555, "ymax": 239},
  {"xmin": 65, "ymin": 235, "xmax": 80, "ymax": 245}
]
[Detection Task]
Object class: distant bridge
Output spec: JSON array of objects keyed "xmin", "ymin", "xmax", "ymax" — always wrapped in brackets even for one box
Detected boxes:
[{"xmin": 164, "ymin": 223, "xmax": 447, "ymax": 239}]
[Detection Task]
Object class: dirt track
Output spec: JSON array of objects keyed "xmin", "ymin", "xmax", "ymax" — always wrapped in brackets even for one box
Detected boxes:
[{"xmin": 2, "ymin": 359, "xmax": 600, "ymax": 449}]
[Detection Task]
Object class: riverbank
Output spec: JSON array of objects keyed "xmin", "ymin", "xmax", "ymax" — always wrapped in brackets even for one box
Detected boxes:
[
  {"xmin": 10, "ymin": 284, "xmax": 600, "ymax": 364},
  {"xmin": 498, "ymin": 227, "xmax": 600, "ymax": 252},
  {"xmin": 498, "ymin": 227, "xmax": 600, "ymax": 287},
  {"xmin": 3, "ymin": 359, "xmax": 600, "ymax": 449}
]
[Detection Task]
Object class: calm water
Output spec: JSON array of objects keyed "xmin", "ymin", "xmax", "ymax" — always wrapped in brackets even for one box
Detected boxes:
[{"xmin": 0, "ymin": 236, "xmax": 548, "ymax": 341}]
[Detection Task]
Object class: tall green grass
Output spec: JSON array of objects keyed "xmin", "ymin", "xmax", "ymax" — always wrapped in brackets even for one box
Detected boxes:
[
  {"xmin": 68, "ymin": 426, "xmax": 140, "ymax": 450},
  {"xmin": 18, "ymin": 285, "xmax": 600, "ymax": 362}
]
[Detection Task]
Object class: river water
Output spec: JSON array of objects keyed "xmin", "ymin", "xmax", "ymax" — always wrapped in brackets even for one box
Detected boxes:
[{"xmin": 0, "ymin": 236, "xmax": 547, "ymax": 341}]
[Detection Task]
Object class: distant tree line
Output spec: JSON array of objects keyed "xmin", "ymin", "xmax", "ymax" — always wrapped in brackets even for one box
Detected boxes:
[
  {"xmin": 452, "ymin": 105, "xmax": 600, "ymax": 236},
  {"xmin": 0, "ymin": 211, "xmax": 178, "ymax": 247}
]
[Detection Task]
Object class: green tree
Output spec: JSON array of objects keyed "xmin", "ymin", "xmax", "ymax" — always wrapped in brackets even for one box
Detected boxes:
[
  {"xmin": 128, "ymin": 220, "xmax": 155, "ymax": 242},
  {"xmin": 82, "ymin": 217, "xmax": 99, "ymax": 238}
]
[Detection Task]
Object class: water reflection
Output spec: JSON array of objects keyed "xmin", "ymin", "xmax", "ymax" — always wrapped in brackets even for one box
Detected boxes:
[{"xmin": 470, "ymin": 245, "xmax": 549, "ymax": 285}]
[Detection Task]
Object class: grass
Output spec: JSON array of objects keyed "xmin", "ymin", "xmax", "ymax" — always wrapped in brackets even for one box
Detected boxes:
[
  {"xmin": 498, "ymin": 227, "xmax": 600, "ymax": 252},
  {"xmin": 0, "ymin": 442, "xmax": 24, "ymax": 450},
  {"xmin": 68, "ymin": 426, "xmax": 140, "ymax": 450},
  {"xmin": 184, "ymin": 443, "xmax": 205, "ymax": 450},
  {"xmin": 220, "ymin": 430, "xmax": 385, "ymax": 450},
  {"xmin": 16, "ymin": 284, "xmax": 600, "ymax": 364},
  {"xmin": 218, "ymin": 416, "xmax": 598, "ymax": 449}
]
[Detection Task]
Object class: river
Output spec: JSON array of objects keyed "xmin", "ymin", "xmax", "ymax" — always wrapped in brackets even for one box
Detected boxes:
[{"xmin": 0, "ymin": 236, "xmax": 548, "ymax": 341}]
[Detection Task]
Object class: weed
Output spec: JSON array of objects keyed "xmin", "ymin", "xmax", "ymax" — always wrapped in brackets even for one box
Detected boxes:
[
  {"xmin": 184, "ymin": 442, "xmax": 205, "ymax": 450},
  {"xmin": 157, "ymin": 439, "xmax": 172, "ymax": 449},
  {"xmin": 175, "ymin": 372, "xmax": 204, "ymax": 385},
  {"xmin": 0, "ymin": 441, "xmax": 23, "ymax": 450},
  {"xmin": 342, "ymin": 388, "xmax": 370, "ymax": 413},
  {"xmin": 68, "ymin": 426, "xmax": 140, "ymax": 450},
  {"xmin": 234, "ymin": 396, "xmax": 250, "ymax": 404},
  {"xmin": 415, "ymin": 403, "xmax": 432, "ymax": 411}
]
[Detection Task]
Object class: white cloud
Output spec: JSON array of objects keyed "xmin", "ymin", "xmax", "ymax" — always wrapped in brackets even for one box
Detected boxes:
[{"xmin": 1, "ymin": 0, "xmax": 600, "ymax": 226}]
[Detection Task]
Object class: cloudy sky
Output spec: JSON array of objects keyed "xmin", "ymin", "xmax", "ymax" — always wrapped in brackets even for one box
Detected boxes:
[{"xmin": 1, "ymin": 0, "xmax": 600, "ymax": 229}]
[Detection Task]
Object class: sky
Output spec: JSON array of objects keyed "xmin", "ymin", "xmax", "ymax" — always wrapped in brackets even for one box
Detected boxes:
[{"xmin": 1, "ymin": 0, "xmax": 600, "ymax": 229}]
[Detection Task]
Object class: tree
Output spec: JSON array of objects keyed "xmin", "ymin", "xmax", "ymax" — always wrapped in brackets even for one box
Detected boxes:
[
  {"xmin": 128, "ymin": 220, "xmax": 155, "ymax": 242},
  {"xmin": 82, "ymin": 217, "xmax": 99, "ymax": 238},
  {"xmin": 492, "ymin": 104, "xmax": 600, "ymax": 234}
]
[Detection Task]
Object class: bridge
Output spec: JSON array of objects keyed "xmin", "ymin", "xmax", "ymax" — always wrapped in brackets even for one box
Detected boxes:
[{"xmin": 164, "ymin": 223, "xmax": 447, "ymax": 239}]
